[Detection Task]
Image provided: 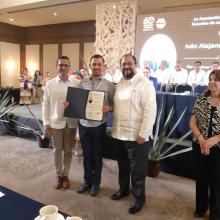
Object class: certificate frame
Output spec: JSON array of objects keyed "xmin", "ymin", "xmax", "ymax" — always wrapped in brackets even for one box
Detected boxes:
[{"xmin": 64, "ymin": 87, "xmax": 105, "ymax": 121}]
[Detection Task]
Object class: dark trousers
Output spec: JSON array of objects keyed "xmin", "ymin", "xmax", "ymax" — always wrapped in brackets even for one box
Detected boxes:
[
  {"xmin": 193, "ymin": 143, "xmax": 220, "ymax": 220},
  {"xmin": 117, "ymin": 140, "xmax": 150, "ymax": 204},
  {"xmin": 78, "ymin": 122, "xmax": 106, "ymax": 186}
]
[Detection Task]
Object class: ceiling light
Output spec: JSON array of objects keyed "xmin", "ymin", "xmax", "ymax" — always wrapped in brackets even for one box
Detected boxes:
[
  {"xmin": 54, "ymin": 13, "xmax": 57, "ymax": 16},
  {"xmin": 9, "ymin": 18, "xmax": 14, "ymax": 22}
]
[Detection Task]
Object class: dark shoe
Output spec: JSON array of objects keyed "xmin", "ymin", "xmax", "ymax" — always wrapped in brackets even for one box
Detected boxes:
[
  {"xmin": 76, "ymin": 183, "xmax": 91, "ymax": 194},
  {"xmin": 128, "ymin": 201, "xmax": 145, "ymax": 214},
  {"xmin": 62, "ymin": 176, "xmax": 70, "ymax": 189},
  {"xmin": 111, "ymin": 190, "xmax": 129, "ymax": 200},
  {"xmin": 90, "ymin": 185, "xmax": 100, "ymax": 197},
  {"xmin": 194, "ymin": 212, "xmax": 204, "ymax": 218},
  {"xmin": 55, "ymin": 176, "xmax": 63, "ymax": 189}
]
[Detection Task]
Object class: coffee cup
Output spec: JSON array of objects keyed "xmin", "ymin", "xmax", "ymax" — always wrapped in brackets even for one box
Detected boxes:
[
  {"xmin": 66, "ymin": 217, "xmax": 82, "ymax": 220},
  {"xmin": 39, "ymin": 205, "xmax": 58, "ymax": 220}
]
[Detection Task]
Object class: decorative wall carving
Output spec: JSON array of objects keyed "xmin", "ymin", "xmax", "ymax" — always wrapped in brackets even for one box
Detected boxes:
[{"xmin": 95, "ymin": 0, "xmax": 137, "ymax": 74}]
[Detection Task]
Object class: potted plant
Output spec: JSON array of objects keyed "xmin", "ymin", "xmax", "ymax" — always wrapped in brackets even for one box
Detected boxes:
[
  {"xmin": 10, "ymin": 102, "xmax": 50, "ymax": 148},
  {"xmin": 147, "ymin": 101, "xmax": 192, "ymax": 177}
]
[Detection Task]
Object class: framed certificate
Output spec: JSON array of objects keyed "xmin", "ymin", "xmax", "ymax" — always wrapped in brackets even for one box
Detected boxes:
[
  {"xmin": 85, "ymin": 91, "xmax": 105, "ymax": 121},
  {"xmin": 64, "ymin": 87, "xmax": 105, "ymax": 121}
]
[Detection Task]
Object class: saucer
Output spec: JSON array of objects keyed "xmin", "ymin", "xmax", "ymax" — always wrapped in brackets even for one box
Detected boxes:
[{"xmin": 34, "ymin": 213, "xmax": 65, "ymax": 220}]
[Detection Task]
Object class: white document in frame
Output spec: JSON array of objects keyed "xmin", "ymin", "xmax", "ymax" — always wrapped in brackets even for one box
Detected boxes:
[{"xmin": 85, "ymin": 91, "xmax": 105, "ymax": 121}]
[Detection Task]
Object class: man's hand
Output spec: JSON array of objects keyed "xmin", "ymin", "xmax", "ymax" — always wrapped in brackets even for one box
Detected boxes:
[
  {"xmin": 63, "ymin": 101, "xmax": 69, "ymax": 109},
  {"xmin": 102, "ymin": 105, "xmax": 112, "ymax": 113},
  {"xmin": 136, "ymin": 135, "xmax": 145, "ymax": 144},
  {"xmin": 45, "ymin": 125, "xmax": 52, "ymax": 136}
]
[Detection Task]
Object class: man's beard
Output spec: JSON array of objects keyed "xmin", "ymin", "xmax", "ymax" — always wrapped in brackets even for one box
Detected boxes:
[{"xmin": 122, "ymin": 68, "xmax": 135, "ymax": 80}]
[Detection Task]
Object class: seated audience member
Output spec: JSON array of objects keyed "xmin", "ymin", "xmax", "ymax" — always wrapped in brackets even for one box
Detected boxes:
[
  {"xmin": 143, "ymin": 60, "xmax": 154, "ymax": 75},
  {"xmin": 187, "ymin": 61, "xmax": 205, "ymax": 86},
  {"xmin": 169, "ymin": 61, "xmax": 188, "ymax": 92},
  {"xmin": 80, "ymin": 68, "xmax": 89, "ymax": 78},
  {"xmin": 69, "ymin": 70, "xmax": 81, "ymax": 80},
  {"xmin": 203, "ymin": 61, "xmax": 219, "ymax": 85},
  {"xmin": 144, "ymin": 67, "xmax": 159, "ymax": 90},
  {"xmin": 75, "ymin": 72, "xmax": 83, "ymax": 80},
  {"xmin": 70, "ymin": 68, "xmax": 89, "ymax": 80},
  {"xmin": 154, "ymin": 60, "xmax": 171, "ymax": 85},
  {"xmin": 170, "ymin": 61, "xmax": 188, "ymax": 84}
]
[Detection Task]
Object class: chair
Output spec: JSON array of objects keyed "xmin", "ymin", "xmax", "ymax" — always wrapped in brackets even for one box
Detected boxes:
[
  {"xmin": 175, "ymin": 84, "xmax": 192, "ymax": 93},
  {"xmin": 158, "ymin": 84, "xmax": 166, "ymax": 92},
  {"xmin": 194, "ymin": 85, "xmax": 208, "ymax": 94}
]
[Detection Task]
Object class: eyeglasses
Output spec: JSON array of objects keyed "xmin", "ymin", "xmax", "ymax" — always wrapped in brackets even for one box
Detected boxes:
[{"xmin": 57, "ymin": 64, "xmax": 69, "ymax": 68}]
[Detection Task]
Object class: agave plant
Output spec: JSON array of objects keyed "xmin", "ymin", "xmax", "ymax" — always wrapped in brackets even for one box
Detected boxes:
[
  {"xmin": 0, "ymin": 91, "xmax": 16, "ymax": 119},
  {"xmin": 10, "ymin": 101, "xmax": 46, "ymax": 139},
  {"xmin": 149, "ymin": 100, "xmax": 192, "ymax": 162},
  {"xmin": 10, "ymin": 101, "xmax": 49, "ymax": 148}
]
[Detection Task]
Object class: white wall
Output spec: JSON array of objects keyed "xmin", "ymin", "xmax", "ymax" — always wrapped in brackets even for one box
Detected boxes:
[
  {"xmin": 0, "ymin": 42, "xmax": 20, "ymax": 88},
  {"xmin": 0, "ymin": 42, "xmax": 95, "ymax": 87},
  {"xmin": 43, "ymin": 44, "xmax": 58, "ymax": 78},
  {"xmin": 84, "ymin": 42, "xmax": 95, "ymax": 68},
  {"xmin": 62, "ymin": 43, "xmax": 79, "ymax": 72},
  {"xmin": 26, "ymin": 44, "xmax": 40, "ymax": 78}
]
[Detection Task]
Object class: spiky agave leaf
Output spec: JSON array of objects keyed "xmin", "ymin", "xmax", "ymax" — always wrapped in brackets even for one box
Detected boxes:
[
  {"xmin": 20, "ymin": 99, "xmax": 45, "ymax": 134},
  {"xmin": 149, "ymin": 99, "xmax": 193, "ymax": 161},
  {"xmin": 10, "ymin": 119, "xmax": 43, "ymax": 138},
  {"xmin": 0, "ymin": 91, "xmax": 16, "ymax": 118},
  {"xmin": 160, "ymin": 130, "xmax": 192, "ymax": 157},
  {"xmin": 160, "ymin": 147, "xmax": 192, "ymax": 160},
  {"xmin": 155, "ymin": 106, "xmax": 175, "ymax": 153},
  {"xmin": 152, "ymin": 99, "xmax": 164, "ymax": 151}
]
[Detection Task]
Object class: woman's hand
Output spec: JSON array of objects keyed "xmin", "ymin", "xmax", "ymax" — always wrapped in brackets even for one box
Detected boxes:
[
  {"xmin": 204, "ymin": 136, "xmax": 219, "ymax": 150},
  {"xmin": 198, "ymin": 135, "xmax": 209, "ymax": 155}
]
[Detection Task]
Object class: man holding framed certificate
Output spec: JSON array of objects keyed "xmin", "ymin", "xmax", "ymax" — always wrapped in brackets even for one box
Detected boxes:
[
  {"xmin": 75, "ymin": 54, "xmax": 115, "ymax": 197},
  {"xmin": 64, "ymin": 87, "xmax": 105, "ymax": 122}
]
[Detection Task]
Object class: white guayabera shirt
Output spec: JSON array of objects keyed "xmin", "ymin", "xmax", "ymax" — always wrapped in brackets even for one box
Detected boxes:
[
  {"xmin": 42, "ymin": 75, "xmax": 80, "ymax": 129},
  {"xmin": 169, "ymin": 68, "xmax": 188, "ymax": 84},
  {"xmin": 112, "ymin": 72, "xmax": 157, "ymax": 141},
  {"xmin": 154, "ymin": 68, "xmax": 171, "ymax": 84},
  {"xmin": 187, "ymin": 69, "xmax": 206, "ymax": 86}
]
